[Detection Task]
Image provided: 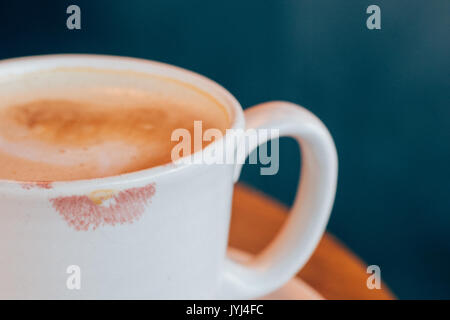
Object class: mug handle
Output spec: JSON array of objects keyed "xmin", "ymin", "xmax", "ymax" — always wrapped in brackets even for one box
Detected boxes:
[{"xmin": 219, "ymin": 101, "xmax": 338, "ymax": 299}]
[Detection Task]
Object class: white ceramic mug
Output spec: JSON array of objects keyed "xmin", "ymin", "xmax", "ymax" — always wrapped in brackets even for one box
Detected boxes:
[{"xmin": 0, "ymin": 55, "xmax": 337, "ymax": 299}]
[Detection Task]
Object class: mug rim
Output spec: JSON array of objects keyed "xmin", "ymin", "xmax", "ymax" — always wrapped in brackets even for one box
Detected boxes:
[{"xmin": 0, "ymin": 54, "xmax": 245, "ymax": 192}]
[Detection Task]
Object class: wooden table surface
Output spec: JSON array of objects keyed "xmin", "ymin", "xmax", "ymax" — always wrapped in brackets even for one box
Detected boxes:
[{"xmin": 229, "ymin": 184, "xmax": 394, "ymax": 300}]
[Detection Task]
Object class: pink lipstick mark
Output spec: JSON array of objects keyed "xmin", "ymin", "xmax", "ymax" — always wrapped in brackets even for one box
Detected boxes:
[
  {"xmin": 50, "ymin": 183, "xmax": 156, "ymax": 231},
  {"xmin": 21, "ymin": 181, "xmax": 53, "ymax": 190}
]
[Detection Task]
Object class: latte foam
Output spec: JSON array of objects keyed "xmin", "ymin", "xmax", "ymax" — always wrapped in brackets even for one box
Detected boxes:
[{"xmin": 0, "ymin": 68, "xmax": 229, "ymax": 181}]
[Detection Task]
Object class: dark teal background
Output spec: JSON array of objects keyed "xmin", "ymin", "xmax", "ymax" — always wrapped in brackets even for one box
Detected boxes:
[{"xmin": 1, "ymin": 0, "xmax": 449, "ymax": 299}]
